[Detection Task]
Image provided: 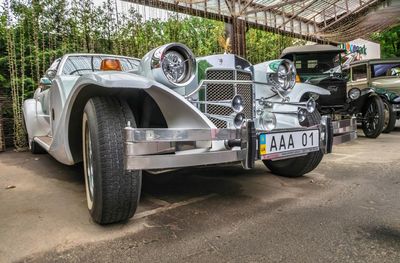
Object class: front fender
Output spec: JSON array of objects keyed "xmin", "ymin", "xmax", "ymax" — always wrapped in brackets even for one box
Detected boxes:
[
  {"xmin": 286, "ymin": 82, "xmax": 330, "ymax": 102},
  {"xmin": 49, "ymin": 72, "xmax": 216, "ymax": 165}
]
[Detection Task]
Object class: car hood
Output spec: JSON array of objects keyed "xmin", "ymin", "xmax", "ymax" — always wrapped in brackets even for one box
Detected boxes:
[{"xmin": 371, "ymin": 78, "xmax": 400, "ymax": 93}]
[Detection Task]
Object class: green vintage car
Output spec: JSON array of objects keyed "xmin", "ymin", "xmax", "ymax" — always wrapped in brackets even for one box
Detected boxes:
[{"xmin": 347, "ymin": 59, "xmax": 400, "ymax": 133}]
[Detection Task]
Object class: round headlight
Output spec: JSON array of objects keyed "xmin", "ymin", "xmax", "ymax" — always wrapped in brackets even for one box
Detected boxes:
[
  {"xmin": 149, "ymin": 43, "xmax": 196, "ymax": 87},
  {"xmin": 265, "ymin": 59, "xmax": 296, "ymax": 92},
  {"xmin": 348, "ymin": 88, "xmax": 361, "ymax": 100},
  {"xmin": 259, "ymin": 111, "xmax": 276, "ymax": 131},
  {"xmin": 162, "ymin": 50, "xmax": 187, "ymax": 83},
  {"xmin": 277, "ymin": 60, "xmax": 296, "ymax": 91}
]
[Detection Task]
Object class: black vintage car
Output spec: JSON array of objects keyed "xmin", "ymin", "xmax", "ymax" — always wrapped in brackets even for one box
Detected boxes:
[{"xmin": 281, "ymin": 44, "xmax": 385, "ymax": 138}]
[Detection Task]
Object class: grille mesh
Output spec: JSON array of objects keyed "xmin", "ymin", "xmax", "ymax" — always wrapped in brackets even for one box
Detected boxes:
[{"xmin": 205, "ymin": 69, "xmax": 253, "ymax": 128}]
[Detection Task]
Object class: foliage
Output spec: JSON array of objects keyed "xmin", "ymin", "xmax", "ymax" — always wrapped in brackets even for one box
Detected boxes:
[
  {"xmin": 371, "ymin": 25, "xmax": 400, "ymax": 58},
  {"xmin": 0, "ymin": 0, "xmax": 302, "ymax": 149}
]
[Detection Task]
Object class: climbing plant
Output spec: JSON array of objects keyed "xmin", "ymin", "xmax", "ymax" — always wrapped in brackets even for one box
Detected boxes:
[{"xmin": 0, "ymin": 0, "xmax": 303, "ymax": 149}]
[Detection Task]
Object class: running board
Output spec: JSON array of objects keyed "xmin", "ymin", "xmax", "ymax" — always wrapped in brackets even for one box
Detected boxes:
[{"xmin": 34, "ymin": 136, "xmax": 53, "ymax": 151}]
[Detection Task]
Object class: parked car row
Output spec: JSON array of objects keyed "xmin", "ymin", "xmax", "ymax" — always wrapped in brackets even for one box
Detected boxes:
[
  {"xmin": 22, "ymin": 42, "xmax": 397, "ymax": 225},
  {"xmin": 281, "ymin": 44, "xmax": 400, "ymax": 138}
]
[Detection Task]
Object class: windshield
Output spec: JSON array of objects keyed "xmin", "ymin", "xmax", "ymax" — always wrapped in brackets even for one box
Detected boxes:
[
  {"xmin": 61, "ymin": 55, "xmax": 140, "ymax": 76},
  {"xmin": 371, "ymin": 63, "xmax": 400, "ymax": 78},
  {"xmin": 295, "ymin": 52, "xmax": 341, "ymax": 75}
]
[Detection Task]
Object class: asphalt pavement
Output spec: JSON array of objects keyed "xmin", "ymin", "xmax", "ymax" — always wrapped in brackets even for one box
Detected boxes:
[{"xmin": 0, "ymin": 128, "xmax": 400, "ymax": 263}]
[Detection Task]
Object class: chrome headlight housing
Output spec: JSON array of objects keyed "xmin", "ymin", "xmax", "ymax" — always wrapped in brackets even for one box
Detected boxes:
[
  {"xmin": 265, "ymin": 59, "xmax": 296, "ymax": 93},
  {"xmin": 149, "ymin": 43, "xmax": 196, "ymax": 87},
  {"xmin": 348, "ymin": 88, "xmax": 361, "ymax": 100}
]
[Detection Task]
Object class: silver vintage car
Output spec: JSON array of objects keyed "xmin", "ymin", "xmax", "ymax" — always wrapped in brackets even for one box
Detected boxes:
[{"xmin": 23, "ymin": 43, "xmax": 334, "ymax": 224}]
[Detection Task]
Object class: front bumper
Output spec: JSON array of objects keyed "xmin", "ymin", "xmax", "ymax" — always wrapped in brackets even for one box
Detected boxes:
[
  {"xmin": 124, "ymin": 120, "xmax": 333, "ymax": 171},
  {"xmin": 392, "ymin": 103, "xmax": 400, "ymax": 112}
]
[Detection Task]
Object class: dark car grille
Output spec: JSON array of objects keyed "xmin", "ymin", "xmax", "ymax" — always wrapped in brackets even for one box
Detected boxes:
[
  {"xmin": 317, "ymin": 78, "xmax": 347, "ymax": 107},
  {"xmin": 205, "ymin": 69, "xmax": 253, "ymax": 128}
]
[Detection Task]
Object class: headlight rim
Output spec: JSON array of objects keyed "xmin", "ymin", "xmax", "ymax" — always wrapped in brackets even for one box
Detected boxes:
[
  {"xmin": 348, "ymin": 87, "xmax": 361, "ymax": 100},
  {"xmin": 266, "ymin": 59, "xmax": 297, "ymax": 93},
  {"xmin": 151, "ymin": 43, "xmax": 196, "ymax": 87}
]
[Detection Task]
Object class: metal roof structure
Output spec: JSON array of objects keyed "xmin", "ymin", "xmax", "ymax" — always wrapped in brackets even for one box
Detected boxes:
[{"xmin": 123, "ymin": 0, "xmax": 399, "ymax": 43}]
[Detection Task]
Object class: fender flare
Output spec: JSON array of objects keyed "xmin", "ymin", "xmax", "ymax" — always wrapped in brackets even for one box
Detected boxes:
[{"xmin": 49, "ymin": 72, "xmax": 215, "ymax": 165}]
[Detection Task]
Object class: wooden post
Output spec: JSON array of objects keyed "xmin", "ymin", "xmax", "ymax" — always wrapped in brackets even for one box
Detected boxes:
[{"xmin": 225, "ymin": 17, "xmax": 247, "ymax": 58}]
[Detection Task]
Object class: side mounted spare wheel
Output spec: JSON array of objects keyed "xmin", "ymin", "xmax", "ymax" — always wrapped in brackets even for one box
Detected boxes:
[
  {"xmin": 82, "ymin": 96, "xmax": 142, "ymax": 224},
  {"xmin": 262, "ymin": 111, "xmax": 324, "ymax": 178}
]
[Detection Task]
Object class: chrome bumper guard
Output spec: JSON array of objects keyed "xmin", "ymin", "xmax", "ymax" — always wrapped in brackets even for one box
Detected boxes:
[
  {"xmin": 124, "ymin": 121, "xmax": 331, "ymax": 171},
  {"xmin": 329, "ymin": 117, "xmax": 357, "ymax": 145}
]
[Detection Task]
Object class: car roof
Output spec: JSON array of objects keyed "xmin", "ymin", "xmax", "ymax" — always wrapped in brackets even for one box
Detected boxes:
[
  {"xmin": 280, "ymin": 44, "xmax": 345, "ymax": 57},
  {"xmin": 64, "ymin": 53, "xmax": 140, "ymax": 61},
  {"xmin": 350, "ymin": 58, "xmax": 400, "ymax": 66}
]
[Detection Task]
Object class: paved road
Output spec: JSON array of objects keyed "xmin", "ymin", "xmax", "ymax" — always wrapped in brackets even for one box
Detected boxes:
[{"xmin": 1, "ymin": 129, "xmax": 400, "ymax": 263}]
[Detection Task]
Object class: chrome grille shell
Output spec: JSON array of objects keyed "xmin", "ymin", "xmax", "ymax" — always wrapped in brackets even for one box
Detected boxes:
[{"xmin": 205, "ymin": 69, "xmax": 254, "ymax": 128}]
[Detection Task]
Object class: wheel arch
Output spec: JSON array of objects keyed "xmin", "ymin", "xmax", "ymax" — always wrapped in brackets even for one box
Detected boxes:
[{"xmin": 57, "ymin": 73, "xmax": 214, "ymax": 164}]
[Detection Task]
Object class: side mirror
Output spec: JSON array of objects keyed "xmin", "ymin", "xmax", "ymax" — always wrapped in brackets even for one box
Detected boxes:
[
  {"xmin": 40, "ymin": 77, "xmax": 52, "ymax": 86},
  {"xmin": 46, "ymin": 69, "xmax": 57, "ymax": 79}
]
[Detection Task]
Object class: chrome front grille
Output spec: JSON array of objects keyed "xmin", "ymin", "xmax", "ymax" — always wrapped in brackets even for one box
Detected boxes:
[{"xmin": 205, "ymin": 69, "xmax": 253, "ymax": 128}]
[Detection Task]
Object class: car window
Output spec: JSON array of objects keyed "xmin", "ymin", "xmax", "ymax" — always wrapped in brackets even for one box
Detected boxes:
[
  {"xmin": 351, "ymin": 64, "xmax": 367, "ymax": 81},
  {"xmin": 295, "ymin": 53, "xmax": 340, "ymax": 74},
  {"xmin": 371, "ymin": 63, "xmax": 400, "ymax": 78}
]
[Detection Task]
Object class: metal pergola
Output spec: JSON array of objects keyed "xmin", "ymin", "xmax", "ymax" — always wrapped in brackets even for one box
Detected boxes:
[{"xmin": 122, "ymin": 0, "xmax": 399, "ymax": 56}]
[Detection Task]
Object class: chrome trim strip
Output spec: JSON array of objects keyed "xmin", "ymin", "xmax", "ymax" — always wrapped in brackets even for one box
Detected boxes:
[
  {"xmin": 333, "ymin": 131, "xmax": 357, "ymax": 145},
  {"xmin": 125, "ymin": 127, "xmax": 241, "ymax": 142},
  {"xmin": 33, "ymin": 136, "xmax": 51, "ymax": 151},
  {"xmin": 260, "ymin": 147, "xmax": 319, "ymax": 160},
  {"xmin": 125, "ymin": 150, "xmax": 245, "ymax": 170}
]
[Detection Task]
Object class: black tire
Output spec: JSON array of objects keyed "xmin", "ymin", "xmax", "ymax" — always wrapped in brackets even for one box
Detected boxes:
[
  {"xmin": 82, "ymin": 96, "xmax": 142, "ymax": 224},
  {"xmin": 30, "ymin": 140, "xmax": 46, "ymax": 154},
  {"xmin": 382, "ymin": 99, "xmax": 396, "ymax": 133},
  {"xmin": 262, "ymin": 111, "xmax": 324, "ymax": 178},
  {"xmin": 361, "ymin": 96, "xmax": 385, "ymax": 138}
]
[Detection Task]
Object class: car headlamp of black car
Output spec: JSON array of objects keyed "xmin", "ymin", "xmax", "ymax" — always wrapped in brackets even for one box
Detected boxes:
[{"xmin": 348, "ymin": 88, "xmax": 361, "ymax": 100}]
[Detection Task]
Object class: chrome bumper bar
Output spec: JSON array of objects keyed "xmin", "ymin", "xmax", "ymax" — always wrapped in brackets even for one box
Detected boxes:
[
  {"xmin": 393, "ymin": 104, "xmax": 400, "ymax": 112},
  {"xmin": 124, "ymin": 121, "xmax": 331, "ymax": 171},
  {"xmin": 331, "ymin": 117, "xmax": 357, "ymax": 145}
]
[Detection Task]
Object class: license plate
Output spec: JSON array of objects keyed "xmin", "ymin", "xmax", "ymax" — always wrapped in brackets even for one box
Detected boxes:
[{"xmin": 259, "ymin": 130, "xmax": 320, "ymax": 160}]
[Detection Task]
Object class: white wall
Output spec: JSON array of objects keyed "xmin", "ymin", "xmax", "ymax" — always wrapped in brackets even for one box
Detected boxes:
[{"xmin": 338, "ymin": 38, "xmax": 381, "ymax": 60}]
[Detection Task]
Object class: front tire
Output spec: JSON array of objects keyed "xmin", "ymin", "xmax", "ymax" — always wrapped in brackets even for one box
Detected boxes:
[
  {"xmin": 262, "ymin": 111, "xmax": 324, "ymax": 178},
  {"xmin": 382, "ymin": 99, "xmax": 396, "ymax": 133},
  {"xmin": 82, "ymin": 97, "xmax": 142, "ymax": 224},
  {"xmin": 361, "ymin": 96, "xmax": 384, "ymax": 138}
]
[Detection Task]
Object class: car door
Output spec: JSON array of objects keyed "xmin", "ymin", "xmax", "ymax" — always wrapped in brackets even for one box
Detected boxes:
[{"xmin": 347, "ymin": 63, "xmax": 369, "ymax": 91}]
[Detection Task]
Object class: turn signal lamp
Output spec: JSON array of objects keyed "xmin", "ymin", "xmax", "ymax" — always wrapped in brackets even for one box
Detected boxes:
[
  {"xmin": 296, "ymin": 74, "xmax": 301, "ymax": 83},
  {"xmin": 100, "ymin": 59, "xmax": 122, "ymax": 71}
]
